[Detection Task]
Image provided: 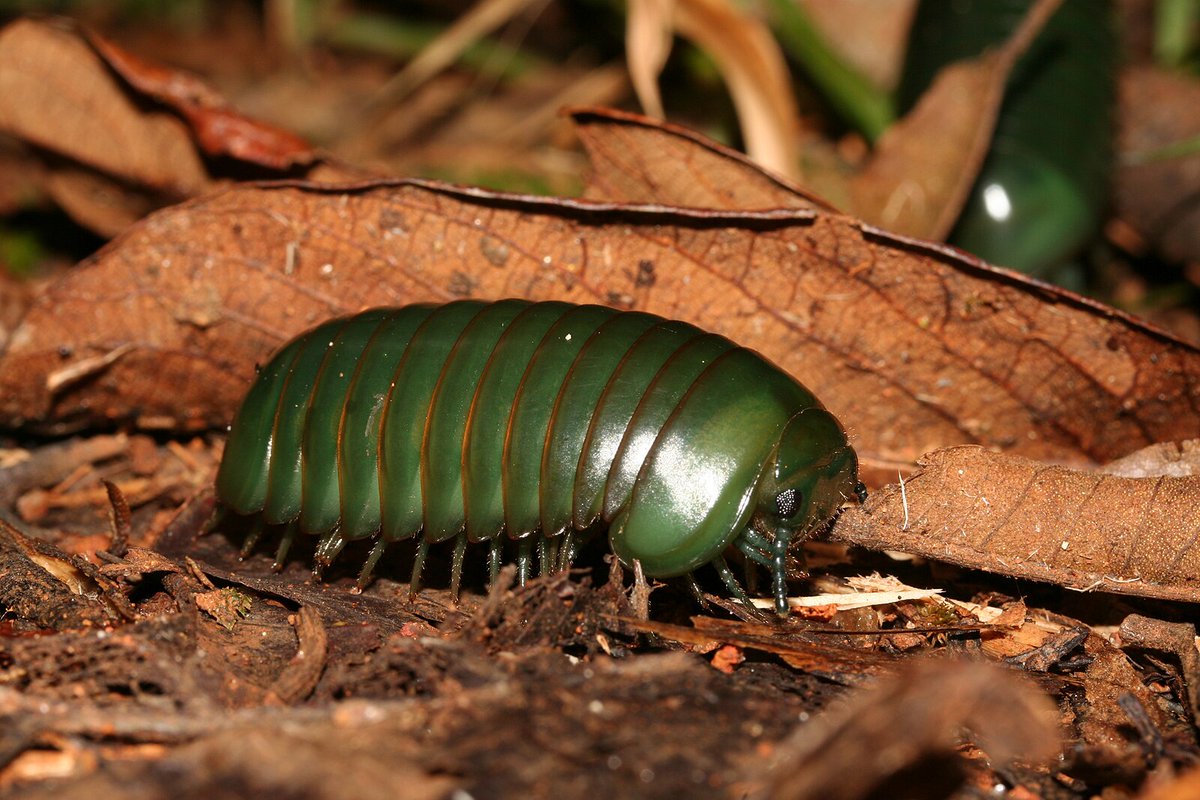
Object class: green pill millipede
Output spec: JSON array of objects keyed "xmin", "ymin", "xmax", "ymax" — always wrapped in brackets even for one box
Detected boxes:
[{"xmin": 215, "ymin": 300, "xmax": 863, "ymax": 615}]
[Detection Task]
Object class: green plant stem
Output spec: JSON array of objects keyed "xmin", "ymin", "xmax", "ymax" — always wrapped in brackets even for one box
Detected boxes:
[
  {"xmin": 1123, "ymin": 133, "xmax": 1200, "ymax": 165},
  {"xmin": 765, "ymin": 0, "xmax": 895, "ymax": 142},
  {"xmin": 1154, "ymin": 0, "xmax": 1199, "ymax": 67}
]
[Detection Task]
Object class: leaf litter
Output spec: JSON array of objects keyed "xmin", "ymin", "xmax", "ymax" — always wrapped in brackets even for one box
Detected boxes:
[
  {"xmin": 0, "ymin": 18, "xmax": 363, "ymax": 237},
  {"xmin": 2, "ymin": 8, "xmax": 1200, "ymax": 799}
]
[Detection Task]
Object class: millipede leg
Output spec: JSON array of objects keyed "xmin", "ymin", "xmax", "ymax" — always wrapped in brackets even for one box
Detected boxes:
[
  {"xmin": 711, "ymin": 554, "xmax": 755, "ymax": 612},
  {"xmin": 540, "ymin": 537, "xmax": 560, "ymax": 577},
  {"xmin": 487, "ymin": 538, "xmax": 502, "ymax": 586},
  {"xmin": 239, "ymin": 516, "xmax": 264, "ymax": 558},
  {"xmin": 313, "ymin": 528, "xmax": 346, "ymax": 577},
  {"xmin": 771, "ymin": 527, "xmax": 794, "ymax": 616},
  {"xmin": 735, "ymin": 528, "xmax": 775, "ymax": 597},
  {"xmin": 741, "ymin": 528, "xmax": 773, "ymax": 552},
  {"xmin": 449, "ymin": 533, "xmax": 468, "ymax": 600},
  {"xmin": 409, "ymin": 539, "xmax": 430, "ymax": 598},
  {"xmin": 516, "ymin": 539, "xmax": 534, "ymax": 586},
  {"xmin": 356, "ymin": 538, "xmax": 388, "ymax": 590},
  {"xmin": 557, "ymin": 530, "xmax": 577, "ymax": 571},
  {"xmin": 685, "ymin": 573, "xmax": 711, "ymax": 610},
  {"xmin": 204, "ymin": 505, "xmax": 229, "ymax": 536},
  {"xmin": 735, "ymin": 535, "xmax": 773, "ymax": 567},
  {"xmin": 272, "ymin": 524, "xmax": 297, "ymax": 571}
]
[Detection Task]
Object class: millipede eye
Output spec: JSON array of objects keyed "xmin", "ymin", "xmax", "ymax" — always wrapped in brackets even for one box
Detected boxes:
[{"xmin": 775, "ymin": 488, "xmax": 800, "ymax": 519}]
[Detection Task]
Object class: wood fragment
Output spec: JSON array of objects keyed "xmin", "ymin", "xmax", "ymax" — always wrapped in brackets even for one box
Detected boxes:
[
  {"xmin": 1117, "ymin": 614, "xmax": 1200, "ymax": 720},
  {"xmin": 0, "ymin": 434, "xmax": 127, "ymax": 504},
  {"xmin": 269, "ymin": 606, "xmax": 329, "ymax": 705},
  {"xmin": 758, "ymin": 659, "xmax": 1059, "ymax": 800},
  {"xmin": 101, "ymin": 479, "xmax": 130, "ymax": 558}
]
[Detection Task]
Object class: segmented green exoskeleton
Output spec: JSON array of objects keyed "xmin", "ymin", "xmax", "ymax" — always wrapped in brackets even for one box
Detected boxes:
[{"xmin": 215, "ymin": 300, "xmax": 862, "ymax": 615}]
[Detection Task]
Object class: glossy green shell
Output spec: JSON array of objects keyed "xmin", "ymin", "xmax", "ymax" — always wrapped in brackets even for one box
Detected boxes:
[
  {"xmin": 215, "ymin": 301, "xmax": 861, "ymax": 613},
  {"xmin": 898, "ymin": 0, "xmax": 1116, "ymax": 279}
]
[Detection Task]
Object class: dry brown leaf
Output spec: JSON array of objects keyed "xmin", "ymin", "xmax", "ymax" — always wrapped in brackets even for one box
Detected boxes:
[
  {"xmin": 575, "ymin": 109, "xmax": 1200, "ymax": 471},
  {"xmin": 575, "ymin": 106, "xmax": 833, "ymax": 211},
  {"xmin": 1, "ymin": 169, "xmax": 1199, "ymax": 482},
  {"xmin": 85, "ymin": 29, "xmax": 317, "ymax": 170},
  {"xmin": 625, "ymin": 0, "xmax": 673, "ymax": 120},
  {"xmin": 0, "ymin": 18, "xmax": 210, "ymax": 218},
  {"xmin": 833, "ymin": 446, "xmax": 1200, "ymax": 603},
  {"xmin": 624, "ymin": 0, "xmax": 800, "ymax": 177},
  {"xmin": 847, "ymin": 0, "xmax": 1063, "ymax": 240},
  {"xmin": 1102, "ymin": 439, "xmax": 1200, "ymax": 478},
  {"xmin": 0, "ymin": 18, "xmax": 355, "ymax": 236}
]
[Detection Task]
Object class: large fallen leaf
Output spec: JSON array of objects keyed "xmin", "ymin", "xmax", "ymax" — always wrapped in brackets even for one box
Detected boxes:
[
  {"xmin": 1, "ymin": 171, "xmax": 1198, "ymax": 485},
  {"xmin": 577, "ymin": 109, "xmax": 1200, "ymax": 463},
  {"xmin": 832, "ymin": 446, "xmax": 1200, "ymax": 603}
]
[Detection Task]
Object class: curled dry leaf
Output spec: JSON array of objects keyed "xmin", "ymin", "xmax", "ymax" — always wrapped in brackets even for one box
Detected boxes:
[
  {"xmin": 832, "ymin": 446, "xmax": 1200, "ymax": 603},
  {"xmin": 1, "ymin": 161, "xmax": 1199, "ymax": 482},
  {"xmin": 625, "ymin": 0, "xmax": 800, "ymax": 178},
  {"xmin": 0, "ymin": 18, "xmax": 208, "ymax": 234},
  {"xmin": 1101, "ymin": 439, "xmax": 1200, "ymax": 478},
  {"xmin": 0, "ymin": 18, "xmax": 355, "ymax": 237},
  {"xmin": 86, "ymin": 29, "xmax": 317, "ymax": 169},
  {"xmin": 625, "ymin": 0, "xmax": 673, "ymax": 120}
]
